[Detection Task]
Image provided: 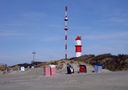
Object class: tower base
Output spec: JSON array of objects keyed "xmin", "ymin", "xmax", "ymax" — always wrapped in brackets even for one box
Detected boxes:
[{"xmin": 76, "ymin": 52, "xmax": 82, "ymax": 57}]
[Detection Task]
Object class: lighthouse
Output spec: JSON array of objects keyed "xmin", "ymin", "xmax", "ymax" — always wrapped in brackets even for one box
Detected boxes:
[{"xmin": 75, "ymin": 36, "xmax": 82, "ymax": 57}]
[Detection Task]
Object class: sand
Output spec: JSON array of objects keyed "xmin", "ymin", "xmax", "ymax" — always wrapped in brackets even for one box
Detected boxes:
[{"xmin": 0, "ymin": 68, "xmax": 128, "ymax": 90}]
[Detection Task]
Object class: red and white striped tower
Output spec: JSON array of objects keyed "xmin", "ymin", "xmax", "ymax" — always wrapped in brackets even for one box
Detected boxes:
[
  {"xmin": 75, "ymin": 36, "xmax": 82, "ymax": 57},
  {"xmin": 64, "ymin": 6, "xmax": 68, "ymax": 59}
]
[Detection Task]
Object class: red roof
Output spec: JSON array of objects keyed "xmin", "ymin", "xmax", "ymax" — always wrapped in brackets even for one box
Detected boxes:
[{"xmin": 75, "ymin": 36, "xmax": 81, "ymax": 40}]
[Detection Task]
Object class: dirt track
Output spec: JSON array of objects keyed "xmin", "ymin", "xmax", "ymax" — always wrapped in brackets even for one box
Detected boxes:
[{"xmin": 0, "ymin": 68, "xmax": 128, "ymax": 90}]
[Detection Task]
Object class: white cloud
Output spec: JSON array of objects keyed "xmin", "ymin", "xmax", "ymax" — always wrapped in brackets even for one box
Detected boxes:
[
  {"xmin": 83, "ymin": 31, "xmax": 128, "ymax": 55},
  {"xmin": 39, "ymin": 35, "xmax": 63, "ymax": 43},
  {"xmin": 97, "ymin": 11, "xmax": 128, "ymax": 25},
  {"xmin": 0, "ymin": 31, "xmax": 24, "ymax": 37},
  {"xmin": 84, "ymin": 31, "xmax": 128, "ymax": 41}
]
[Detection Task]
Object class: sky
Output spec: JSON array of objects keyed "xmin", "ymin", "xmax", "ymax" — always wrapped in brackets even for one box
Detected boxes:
[{"xmin": 0, "ymin": 0, "xmax": 128, "ymax": 65}]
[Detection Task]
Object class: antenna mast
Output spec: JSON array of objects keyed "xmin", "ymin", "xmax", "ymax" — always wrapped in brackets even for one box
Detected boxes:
[{"xmin": 64, "ymin": 6, "xmax": 68, "ymax": 59}]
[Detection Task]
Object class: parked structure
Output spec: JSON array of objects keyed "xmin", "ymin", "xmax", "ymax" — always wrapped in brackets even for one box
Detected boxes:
[{"xmin": 44, "ymin": 65, "xmax": 57, "ymax": 76}]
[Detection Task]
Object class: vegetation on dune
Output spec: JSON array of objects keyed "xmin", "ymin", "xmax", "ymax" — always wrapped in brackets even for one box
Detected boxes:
[
  {"xmin": 0, "ymin": 54, "xmax": 128, "ymax": 72},
  {"xmin": 74, "ymin": 54, "xmax": 128, "ymax": 71}
]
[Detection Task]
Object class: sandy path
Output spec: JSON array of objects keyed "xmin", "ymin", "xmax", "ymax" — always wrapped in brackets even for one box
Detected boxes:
[{"xmin": 0, "ymin": 68, "xmax": 128, "ymax": 90}]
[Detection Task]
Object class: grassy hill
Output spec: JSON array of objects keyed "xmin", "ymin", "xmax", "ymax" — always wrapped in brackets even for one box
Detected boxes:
[
  {"xmin": 1, "ymin": 53, "xmax": 128, "ymax": 72},
  {"xmin": 48, "ymin": 53, "xmax": 128, "ymax": 71},
  {"xmin": 69, "ymin": 54, "xmax": 128, "ymax": 71}
]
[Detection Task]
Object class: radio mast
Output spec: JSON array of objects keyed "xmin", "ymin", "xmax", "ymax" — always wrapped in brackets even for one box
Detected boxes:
[{"xmin": 64, "ymin": 6, "xmax": 68, "ymax": 59}]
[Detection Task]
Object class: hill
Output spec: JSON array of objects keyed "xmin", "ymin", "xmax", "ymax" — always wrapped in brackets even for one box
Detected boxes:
[
  {"xmin": 69, "ymin": 53, "xmax": 128, "ymax": 71},
  {"xmin": 48, "ymin": 53, "xmax": 128, "ymax": 71},
  {"xmin": 1, "ymin": 53, "xmax": 128, "ymax": 72}
]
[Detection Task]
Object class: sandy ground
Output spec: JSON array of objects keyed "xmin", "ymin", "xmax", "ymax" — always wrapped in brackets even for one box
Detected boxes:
[{"xmin": 0, "ymin": 68, "xmax": 128, "ymax": 90}]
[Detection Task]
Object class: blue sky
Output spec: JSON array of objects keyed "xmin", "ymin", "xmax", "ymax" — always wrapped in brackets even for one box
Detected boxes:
[{"xmin": 0, "ymin": 0, "xmax": 128, "ymax": 65}]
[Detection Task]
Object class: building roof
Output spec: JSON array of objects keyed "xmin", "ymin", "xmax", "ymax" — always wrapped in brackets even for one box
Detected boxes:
[{"xmin": 75, "ymin": 36, "xmax": 81, "ymax": 40}]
